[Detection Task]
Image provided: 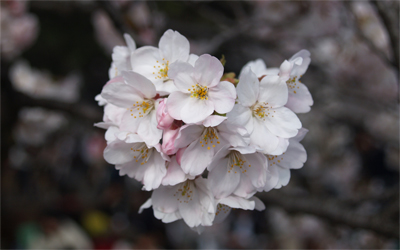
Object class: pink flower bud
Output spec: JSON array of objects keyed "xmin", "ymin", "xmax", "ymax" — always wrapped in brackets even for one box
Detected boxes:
[
  {"xmin": 161, "ymin": 127, "xmax": 180, "ymax": 155},
  {"xmin": 156, "ymin": 98, "xmax": 174, "ymax": 130}
]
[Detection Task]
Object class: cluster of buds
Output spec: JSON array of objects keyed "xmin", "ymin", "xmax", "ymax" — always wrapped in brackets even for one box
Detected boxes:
[{"xmin": 95, "ymin": 30, "xmax": 313, "ymax": 231}]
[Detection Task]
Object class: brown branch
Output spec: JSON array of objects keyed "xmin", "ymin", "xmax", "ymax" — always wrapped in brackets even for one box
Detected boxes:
[
  {"xmin": 371, "ymin": 0, "xmax": 400, "ymax": 71},
  {"xmin": 259, "ymin": 190, "xmax": 399, "ymax": 239}
]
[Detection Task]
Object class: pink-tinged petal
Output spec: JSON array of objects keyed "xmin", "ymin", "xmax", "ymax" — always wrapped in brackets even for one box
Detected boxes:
[
  {"xmin": 166, "ymin": 91, "xmax": 191, "ymax": 120},
  {"xmin": 250, "ymin": 119, "xmax": 279, "ymax": 154},
  {"xmin": 159, "ymin": 29, "xmax": 189, "ymax": 62},
  {"xmin": 168, "ymin": 61, "xmax": 196, "ymax": 93},
  {"xmin": 162, "ymin": 156, "xmax": 187, "ymax": 186},
  {"xmin": 103, "ymin": 140, "xmax": 135, "ymax": 164},
  {"xmin": 208, "ymin": 81, "xmax": 236, "ymax": 114},
  {"xmin": 123, "ymin": 33, "xmax": 136, "ymax": 51},
  {"xmin": 227, "ymin": 104, "xmax": 253, "ymax": 134},
  {"xmin": 137, "ymin": 111, "xmax": 162, "ymax": 147},
  {"xmin": 193, "ymin": 54, "xmax": 223, "ymax": 88},
  {"xmin": 122, "ymin": 71, "xmax": 156, "ymax": 99},
  {"xmin": 237, "ymin": 67, "xmax": 259, "ymax": 107},
  {"xmin": 152, "ymin": 185, "xmax": 179, "ymax": 213},
  {"xmin": 162, "ymin": 127, "xmax": 180, "ymax": 155},
  {"xmin": 181, "ymin": 139, "xmax": 214, "ymax": 176},
  {"xmin": 219, "ymin": 196, "xmax": 255, "ymax": 210},
  {"xmin": 233, "ymin": 174, "xmax": 258, "ymax": 199},
  {"xmin": 274, "ymin": 166, "xmax": 291, "ymax": 189},
  {"xmin": 209, "ymin": 161, "xmax": 241, "ymax": 199},
  {"xmin": 175, "ymin": 124, "xmax": 204, "ymax": 149},
  {"xmin": 202, "ymin": 115, "xmax": 227, "ymax": 127},
  {"xmin": 243, "ymin": 153, "xmax": 267, "ymax": 188},
  {"xmin": 142, "ymin": 152, "xmax": 167, "ymax": 191},
  {"xmin": 286, "ymin": 82, "xmax": 313, "ymax": 113},
  {"xmin": 180, "ymin": 98, "xmax": 214, "ymax": 124},
  {"xmin": 264, "ymin": 107, "xmax": 301, "ymax": 138},
  {"xmin": 263, "ymin": 164, "xmax": 280, "ymax": 191},
  {"xmin": 248, "ymin": 196, "xmax": 265, "ymax": 211},
  {"xmin": 259, "ymin": 76, "xmax": 288, "ymax": 107},
  {"xmin": 138, "ymin": 198, "xmax": 152, "ymax": 214},
  {"xmin": 101, "ymin": 81, "xmax": 143, "ymax": 108},
  {"xmin": 156, "ymin": 98, "xmax": 174, "ymax": 130}
]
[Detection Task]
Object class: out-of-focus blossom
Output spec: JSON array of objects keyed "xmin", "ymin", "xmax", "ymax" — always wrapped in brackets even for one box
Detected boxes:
[
  {"xmin": 10, "ymin": 60, "xmax": 81, "ymax": 103},
  {"xmin": 1, "ymin": 0, "xmax": 38, "ymax": 60}
]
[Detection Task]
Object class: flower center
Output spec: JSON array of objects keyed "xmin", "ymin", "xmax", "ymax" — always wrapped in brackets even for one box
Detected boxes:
[
  {"xmin": 130, "ymin": 143, "xmax": 154, "ymax": 165},
  {"xmin": 128, "ymin": 100, "xmax": 155, "ymax": 118},
  {"xmin": 174, "ymin": 180, "xmax": 194, "ymax": 204},
  {"xmin": 286, "ymin": 76, "xmax": 301, "ymax": 94},
  {"xmin": 251, "ymin": 102, "xmax": 275, "ymax": 121},
  {"xmin": 152, "ymin": 58, "xmax": 169, "ymax": 81},
  {"xmin": 267, "ymin": 153, "xmax": 285, "ymax": 167},
  {"xmin": 199, "ymin": 127, "xmax": 220, "ymax": 150},
  {"xmin": 227, "ymin": 151, "xmax": 251, "ymax": 174},
  {"xmin": 189, "ymin": 84, "xmax": 208, "ymax": 100}
]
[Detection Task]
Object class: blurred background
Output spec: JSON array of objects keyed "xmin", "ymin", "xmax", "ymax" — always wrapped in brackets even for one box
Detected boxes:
[{"xmin": 1, "ymin": 0, "xmax": 399, "ymax": 249}]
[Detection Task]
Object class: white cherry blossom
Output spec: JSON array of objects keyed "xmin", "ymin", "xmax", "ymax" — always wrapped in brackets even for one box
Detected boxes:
[
  {"xmin": 167, "ymin": 54, "xmax": 236, "ymax": 124},
  {"xmin": 174, "ymin": 115, "xmax": 249, "ymax": 176},
  {"xmin": 130, "ymin": 29, "xmax": 198, "ymax": 95},
  {"xmin": 227, "ymin": 67, "xmax": 301, "ymax": 154},
  {"xmin": 100, "ymin": 71, "xmax": 162, "ymax": 146},
  {"xmin": 103, "ymin": 133, "xmax": 169, "ymax": 191},
  {"xmin": 108, "ymin": 34, "xmax": 137, "ymax": 79}
]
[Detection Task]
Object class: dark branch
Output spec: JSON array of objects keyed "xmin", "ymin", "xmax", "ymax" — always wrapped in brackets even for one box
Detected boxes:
[{"xmin": 259, "ymin": 190, "xmax": 399, "ymax": 239}]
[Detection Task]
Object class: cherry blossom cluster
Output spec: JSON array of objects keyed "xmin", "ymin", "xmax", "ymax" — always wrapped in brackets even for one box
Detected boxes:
[{"xmin": 95, "ymin": 30, "xmax": 313, "ymax": 231}]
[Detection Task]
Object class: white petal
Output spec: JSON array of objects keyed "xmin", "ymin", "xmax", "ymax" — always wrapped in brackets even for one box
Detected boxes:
[
  {"xmin": 209, "ymin": 161, "xmax": 241, "ymax": 199},
  {"xmin": 123, "ymin": 33, "xmax": 136, "ymax": 51},
  {"xmin": 243, "ymin": 153, "xmax": 267, "ymax": 188},
  {"xmin": 175, "ymin": 124, "xmax": 204, "ymax": 149},
  {"xmin": 162, "ymin": 156, "xmax": 187, "ymax": 186},
  {"xmin": 180, "ymin": 97, "xmax": 214, "ymax": 124},
  {"xmin": 239, "ymin": 59, "xmax": 267, "ymax": 78},
  {"xmin": 259, "ymin": 76, "xmax": 288, "ymax": 107},
  {"xmin": 166, "ymin": 91, "xmax": 190, "ymax": 120},
  {"xmin": 188, "ymin": 53, "xmax": 199, "ymax": 66},
  {"xmin": 193, "ymin": 54, "xmax": 223, "ymax": 88},
  {"xmin": 274, "ymin": 166, "xmax": 291, "ymax": 189},
  {"xmin": 250, "ymin": 119, "xmax": 279, "ymax": 154},
  {"xmin": 168, "ymin": 61, "xmax": 195, "ymax": 93},
  {"xmin": 236, "ymin": 67, "xmax": 259, "ymax": 107},
  {"xmin": 263, "ymin": 164, "xmax": 280, "ymax": 192},
  {"xmin": 152, "ymin": 185, "xmax": 179, "ymax": 213},
  {"xmin": 208, "ymin": 81, "xmax": 236, "ymax": 114},
  {"xmin": 159, "ymin": 29, "xmax": 189, "ymax": 62},
  {"xmin": 264, "ymin": 107, "xmax": 301, "ymax": 138},
  {"xmin": 101, "ymin": 81, "xmax": 143, "ymax": 108},
  {"xmin": 286, "ymin": 82, "xmax": 313, "ymax": 113},
  {"xmin": 227, "ymin": 104, "xmax": 253, "ymax": 134},
  {"xmin": 131, "ymin": 46, "xmax": 160, "ymax": 71},
  {"xmin": 137, "ymin": 111, "xmax": 162, "ymax": 147},
  {"xmin": 103, "ymin": 140, "xmax": 135, "ymax": 164},
  {"xmin": 219, "ymin": 196, "xmax": 255, "ymax": 210},
  {"xmin": 249, "ymin": 196, "xmax": 265, "ymax": 211},
  {"xmin": 142, "ymin": 151, "xmax": 167, "ymax": 191},
  {"xmin": 181, "ymin": 138, "xmax": 214, "ymax": 176},
  {"xmin": 202, "ymin": 115, "xmax": 226, "ymax": 127},
  {"xmin": 233, "ymin": 174, "xmax": 258, "ymax": 199},
  {"xmin": 122, "ymin": 71, "xmax": 156, "ymax": 99},
  {"xmin": 139, "ymin": 198, "xmax": 152, "ymax": 214}
]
